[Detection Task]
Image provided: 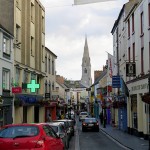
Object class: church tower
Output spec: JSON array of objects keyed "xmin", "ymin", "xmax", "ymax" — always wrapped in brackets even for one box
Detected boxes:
[{"xmin": 81, "ymin": 37, "xmax": 92, "ymax": 87}]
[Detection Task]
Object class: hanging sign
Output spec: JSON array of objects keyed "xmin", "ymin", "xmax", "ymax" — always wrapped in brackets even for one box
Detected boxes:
[{"xmin": 126, "ymin": 62, "xmax": 136, "ymax": 77}]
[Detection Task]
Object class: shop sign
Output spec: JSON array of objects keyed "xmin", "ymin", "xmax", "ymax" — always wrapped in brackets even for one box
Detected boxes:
[
  {"xmin": 126, "ymin": 62, "xmax": 136, "ymax": 77},
  {"xmin": 12, "ymin": 87, "xmax": 22, "ymax": 93},
  {"xmin": 131, "ymin": 83, "xmax": 148, "ymax": 91},
  {"xmin": 45, "ymin": 93, "xmax": 50, "ymax": 98}
]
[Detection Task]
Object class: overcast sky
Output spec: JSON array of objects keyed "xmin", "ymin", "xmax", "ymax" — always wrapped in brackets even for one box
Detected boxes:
[{"xmin": 40, "ymin": 0, "xmax": 128, "ymax": 82}]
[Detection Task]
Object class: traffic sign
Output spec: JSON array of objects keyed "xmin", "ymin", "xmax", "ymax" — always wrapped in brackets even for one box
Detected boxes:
[
  {"xmin": 112, "ymin": 76, "xmax": 121, "ymax": 88},
  {"xmin": 12, "ymin": 87, "xmax": 22, "ymax": 93}
]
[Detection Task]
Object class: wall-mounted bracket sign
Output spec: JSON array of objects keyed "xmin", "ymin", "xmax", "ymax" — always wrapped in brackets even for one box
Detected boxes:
[
  {"xmin": 126, "ymin": 62, "xmax": 136, "ymax": 77},
  {"xmin": 27, "ymin": 80, "xmax": 40, "ymax": 93}
]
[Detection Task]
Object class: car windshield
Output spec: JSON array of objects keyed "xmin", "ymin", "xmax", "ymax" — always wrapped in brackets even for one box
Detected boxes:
[
  {"xmin": 0, "ymin": 126, "xmax": 39, "ymax": 138},
  {"xmin": 84, "ymin": 118, "xmax": 97, "ymax": 123},
  {"xmin": 50, "ymin": 126, "xmax": 58, "ymax": 133}
]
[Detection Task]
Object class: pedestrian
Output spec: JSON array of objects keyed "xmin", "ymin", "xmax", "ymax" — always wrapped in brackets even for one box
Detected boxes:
[
  {"xmin": 99, "ymin": 112, "xmax": 103, "ymax": 125},
  {"xmin": 47, "ymin": 113, "xmax": 52, "ymax": 122}
]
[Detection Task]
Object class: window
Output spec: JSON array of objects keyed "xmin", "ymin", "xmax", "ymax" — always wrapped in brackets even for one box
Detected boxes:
[
  {"xmin": 31, "ymin": 2, "xmax": 34, "ymax": 22},
  {"xmin": 15, "ymin": 68, "xmax": 20, "ymax": 86},
  {"xmin": 2, "ymin": 69, "xmax": 10, "ymax": 90},
  {"xmin": 3, "ymin": 35, "xmax": 10, "ymax": 55},
  {"xmin": 31, "ymin": 73, "xmax": 36, "ymax": 80},
  {"xmin": 45, "ymin": 81, "xmax": 47, "ymax": 93},
  {"xmin": 133, "ymin": 43, "xmax": 135, "ymax": 62},
  {"xmin": 128, "ymin": 47, "xmax": 130, "ymax": 62},
  {"xmin": 45, "ymin": 56, "xmax": 47, "ymax": 72},
  {"xmin": 141, "ymin": 48, "xmax": 144, "ymax": 74},
  {"xmin": 84, "ymin": 68, "xmax": 87, "ymax": 73},
  {"xmin": 49, "ymin": 81, "xmax": 51, "ymax": 93},
  {"xmin": 128, "ymin": 19, "xmax": 130, "ymax": 37},
  {"xmin": 132, "ymin": 13, "xmax": 134, "ymax": 33},
  {"xmin": 43, "ymin": 125, "xmax": 57, "ymax": 138},
  {"xmin": 31, "ymin": 36, "xmax": 34, "ymax": 56},
  {"xmin": 52, "ymin": 60, "xmax": 54, "ymax": 75},
  {"xmin": 48, "ymin": 58, "xmax": 51, "ymax": 74},
  {"xmin": 52, "ymin": 82, "xmax": 54, "ymax": 91},
  {"xmin": 148, "ymin": 3, "xmax": 150, "ymax": 26},
  {"xmin": 42, "ymin": 46, "xmax": 45, "ymax": 62},
  {"xmin": 23, "ymin": 71, "xmax": 28, "ymax": 83},
  {"xmin": 141, "ymin": 12, "xmax": 144, "ymax": 35},
  {"xmin": 16, "ymin": 24, "xmax": 20, "ymax": 42},
  {"xmin": 42, "ymin": 16, "xmax": 45, "ymax": 33}
]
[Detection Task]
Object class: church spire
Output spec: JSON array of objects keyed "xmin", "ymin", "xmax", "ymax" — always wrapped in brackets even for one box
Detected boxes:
[{"xmin": 81, "ymin": 36, "xmax": 92, "ymax": 88}]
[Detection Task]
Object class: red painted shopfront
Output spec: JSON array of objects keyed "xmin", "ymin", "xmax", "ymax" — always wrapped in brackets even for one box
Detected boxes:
[{"xmin": 45, "ymin": 101, "xmax": 57, "ymax": 122}]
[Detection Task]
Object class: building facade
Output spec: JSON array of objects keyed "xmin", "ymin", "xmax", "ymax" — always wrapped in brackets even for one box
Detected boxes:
[
  {"xmin": 13, "ymin": 0, "xmax": 46, "ymax": 124},
  {"xmin": 0, "ymin": 0, "xmax": 14, "ymax": 127},
  {"xmin": 125, "ymin": 0, "xmax": 149, "ymax": 139}
]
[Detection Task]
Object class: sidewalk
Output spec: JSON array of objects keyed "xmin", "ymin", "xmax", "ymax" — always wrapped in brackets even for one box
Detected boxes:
[{"xmin": 99, "ymin": 124, "xmax": 149, "ymax": 150}]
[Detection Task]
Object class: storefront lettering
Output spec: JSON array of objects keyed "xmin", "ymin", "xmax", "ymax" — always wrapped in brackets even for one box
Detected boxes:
[
  {"xmin": 131, "ymin": 83, "xmax": 148, "ymax": 91},
  {"xmin": 18, "ymin": 95, "xmax": 37, "ymax": 104}
]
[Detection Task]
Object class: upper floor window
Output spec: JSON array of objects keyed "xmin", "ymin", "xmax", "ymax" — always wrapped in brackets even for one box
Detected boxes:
[
  {"xmin": 133, "ymin": 43, "xmax": 135, "ymax": 62},
  {"xmin": 31, "ymin": 73, "xmax": 36, "ymax": 80},
  {"xmin": 16, "ymin": 24, "xmax": 20, "ymax": 42},
  {"xmin": 128, "ymin": 19, "xmax": 130, "ymax": 38},
  {"xmin": 148, "ymin": 3, "xmax": 150, "ymax": 27},
  {"xmin": 48, "ymin": 58, "xmax": 51, "ymax": 74},
  {"xmin": 3, "ymin": 35, "xmax": 10, "ymax": 55},
  {"xmin": 132, "ymin": 13, "xmax": 134, "ymax": 33},
  {"xmin": 31, "ymin": 36, "xmax": 34, "ymax": 56},
  {"xmin": 42, "ymin": 16, "xmax": 45, "ymax": 33},
  {"xmin": 2, "ymin": 69, "xmax": 10, "ymax": 90},
  {"xmin": 141, "ymin": 48, "xmax": 144, "ymax": 74},
  {"xmin": 45, "ymin": 56, "xmax": 47, "ymax": 72},
  {"xmin": 15, "ymin": 68, "xmax": 20, "ymax": 86},
  {"xmin": 84, "ymin": 68, "xmax": 87, "ymax": 73},
  {"xmin": 140, "ymin": 11, "xmax": 144, "ymax": 35},
  {"xmin": 52, "ymin": 82, "xmax": 54, "ymax": 91},
  {"xmin": 23, "ymin": 71, "xmax": 28, "ymax": 83},
  {"xmin": 52, "ymin": 60, "xmax": 54, "ymax": 75},
  {"xmin": 31, "ymin": 2, "xmax": 34, "ymax": 23},
  {"xmin": 128, "ymin": 47, "xmax": 130, "ymax": 62},
  {"xmin": 45, "ymin": 81, "xmax": 47, "ymax": 93}
]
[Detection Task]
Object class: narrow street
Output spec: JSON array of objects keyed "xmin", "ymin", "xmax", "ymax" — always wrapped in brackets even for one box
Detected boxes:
[{"xmin": 69, "ymin": 116, "xmax": 127, "ymax": 150}]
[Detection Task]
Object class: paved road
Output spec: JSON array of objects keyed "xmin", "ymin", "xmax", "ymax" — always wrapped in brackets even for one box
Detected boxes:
[{"xmin": 78, "ymin": 125, "xmax": 125, "ymax": 150}]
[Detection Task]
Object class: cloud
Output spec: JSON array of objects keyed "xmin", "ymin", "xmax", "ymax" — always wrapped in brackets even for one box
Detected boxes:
[{"xmin": 40, "ymin": 0, "xmax": 128, "ymax": 81}]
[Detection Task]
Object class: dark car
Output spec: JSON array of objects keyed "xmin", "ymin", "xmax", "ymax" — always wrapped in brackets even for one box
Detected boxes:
[{"xmin": 82, "ymin": 118, "xmax": 99, "ymax": 132}]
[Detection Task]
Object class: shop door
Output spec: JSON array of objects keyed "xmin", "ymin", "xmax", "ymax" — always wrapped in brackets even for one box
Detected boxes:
[{"xmin": 34, "ymin": 106, "xmax": 39, "ymax": 123}]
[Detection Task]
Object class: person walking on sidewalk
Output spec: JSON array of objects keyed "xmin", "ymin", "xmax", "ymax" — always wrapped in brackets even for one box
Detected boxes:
[{"xmin": 99, "ymin": 112, "xmax": 103, "ymax": 125}]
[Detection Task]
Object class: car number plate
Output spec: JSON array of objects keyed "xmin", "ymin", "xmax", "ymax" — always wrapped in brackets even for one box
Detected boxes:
[{"xmin": 88, "ymin": 124, "xmax": 93, "ymax": 126}]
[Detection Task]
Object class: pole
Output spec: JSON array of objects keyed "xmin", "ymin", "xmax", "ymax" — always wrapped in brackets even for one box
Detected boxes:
[{"xmin": 148, "ymin": 76, "xmax": 150, "ymax": 150}]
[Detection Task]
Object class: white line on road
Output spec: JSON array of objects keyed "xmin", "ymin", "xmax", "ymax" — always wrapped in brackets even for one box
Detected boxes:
[{"xmin": 75, "ymin": 125, "xmax": 80, "ymax": 150}]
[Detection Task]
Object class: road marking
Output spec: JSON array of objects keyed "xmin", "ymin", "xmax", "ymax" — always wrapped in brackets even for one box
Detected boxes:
[{"xmin": 75, "ymin": 125, "xmax": 80, "ymax": 150}]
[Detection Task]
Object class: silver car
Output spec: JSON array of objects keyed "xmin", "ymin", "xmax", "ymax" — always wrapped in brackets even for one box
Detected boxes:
[{"xmin": 48, "ymin": 122, "xmax": 69, "ymax": 150}]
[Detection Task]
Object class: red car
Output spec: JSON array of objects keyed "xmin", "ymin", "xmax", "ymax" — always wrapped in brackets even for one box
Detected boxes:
[{"xmin": 0, "ymin": 123, "xmax": 64, "ymax": 150}]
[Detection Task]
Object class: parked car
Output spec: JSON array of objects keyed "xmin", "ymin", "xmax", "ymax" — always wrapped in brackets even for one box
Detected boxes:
[
  {"xmin": 79, "ymin": 111, "xmax": 89, "ymax": 121},
  {"xmin": 53, "ymin": 120, "xmax": 70, "ymax": 147},
  {"xmin": 48, "ymin": 122, "xmax": 69, "ymax": 150},
  {"xmin": 0, "ymin": 123, "xmax": 64, "ymax": 150},
  {"xmin": 82, "ymin": 117, "xmax": 99, "ymax": 132},
  {"xmin": 67, "ymin": 119, "xmax": 75, "ymax": 136}
]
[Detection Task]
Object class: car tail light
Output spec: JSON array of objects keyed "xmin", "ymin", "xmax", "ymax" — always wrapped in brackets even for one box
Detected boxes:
[
  {"xmin": 83, "ymin": 123, "xmax": 86, "ymax": 126},
  {"xmin": 96, "ymin": 122, "xmax": 99, "ymax": 126},
  {"xmin": 35, "ymin": 137, "xmax": 45, "ymax": 148}
]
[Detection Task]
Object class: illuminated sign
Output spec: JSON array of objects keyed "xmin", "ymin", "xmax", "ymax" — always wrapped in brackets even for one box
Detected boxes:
[{"xmin": 27, "ymin": 80, "xmax": 40, "ymax": 93}]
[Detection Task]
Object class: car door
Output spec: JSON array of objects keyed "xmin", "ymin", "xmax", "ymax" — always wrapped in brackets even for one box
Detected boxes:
[{"xmin": 43, "ymin": 125, "xmax": 63, "ymax": 150}]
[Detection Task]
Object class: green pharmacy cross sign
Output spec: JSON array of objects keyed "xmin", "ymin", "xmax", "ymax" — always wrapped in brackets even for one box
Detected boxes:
[{"xmin": 27, "ymin": 80, "xmax": 40, "ymax": 93}]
